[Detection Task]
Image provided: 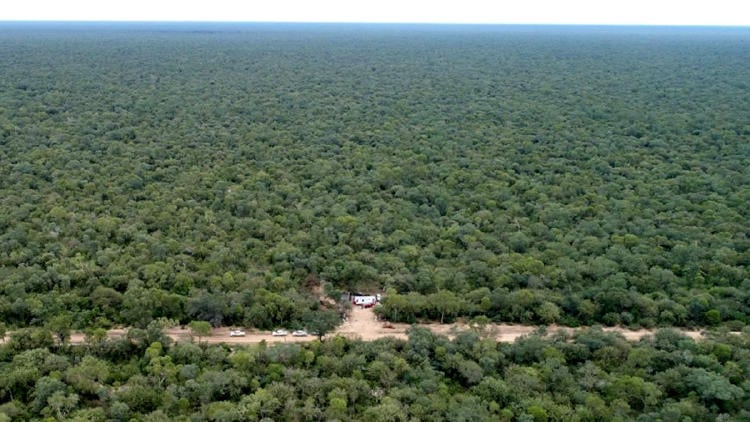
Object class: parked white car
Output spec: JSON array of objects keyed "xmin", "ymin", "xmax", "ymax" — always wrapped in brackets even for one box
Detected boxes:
[
  {"xmin": 292, "ymin": 330, "xmax": 308, "ymax": 337},
  {"xmin": 229, "ymin": 329, "xmax": 246, "ymax": 337},
  {"xmin": 272, "ymin": 329, "xmax": 288, "ymax": 336}
]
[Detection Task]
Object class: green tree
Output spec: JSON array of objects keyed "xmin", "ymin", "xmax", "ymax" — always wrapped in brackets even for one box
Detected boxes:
[
  {"xmin": 188, "ymin": 321, "xmax": 212, "ymax": 343},
  {"xmin": 30, "ymin": 376, "xmax": 66, "ymax": 415},
  {"xmin": 65, "ymin": 355, "xmax": 110, "ymax": 396},
  {"xmin": 46, "ymin": 313, "xmax": 73, "ymax": 345},
  {"xmin": 363, "ymin": 397, "xmax": 407, "ymax": 422},
  {"xmin": 607, "ymin": 375, "xmax": 661, "ymax": 412},
  {"xmin": 188, "ymin": 291, "xmax": 227, "ymax": 327},
  {"xmin": 686, "ymin": 368, "xmax": 744, "ymax": 407},
  {"xmin": 44, "ymin": 390, "xmax": 79, "ymax": 420},
  {"xmin": 428, "ymin": 290, "xmax": 462, "ymax": 324},
  {"xmin": 8, "ymin": 328, "xmax": 54, "ymax": 352},
  {"xmin": 536, "ymin": 302, "xmax": 561, "ymax": 324},
  {"xmin": 302, "ymin": 309, "xmax": 340, "ymax": 341}
]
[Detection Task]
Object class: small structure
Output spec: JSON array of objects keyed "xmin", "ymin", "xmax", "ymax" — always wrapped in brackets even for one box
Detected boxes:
[{"xmin": 352, "ymin": 295, "xmax": 380, "ymax": 308}]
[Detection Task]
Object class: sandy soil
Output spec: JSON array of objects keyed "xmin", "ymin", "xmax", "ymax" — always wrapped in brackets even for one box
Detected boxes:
[
  {"xmin": 335, "ymin": 307, "xmax": 705, "ymax": 343},
  {"xmin": 53, "ymin": 306, "xmax": 704, "ymax": 346}
]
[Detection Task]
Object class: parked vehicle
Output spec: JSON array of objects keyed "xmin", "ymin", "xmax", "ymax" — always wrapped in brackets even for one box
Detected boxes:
[
  {"xmin": 272, "ymin": 329, "xmax": 288, "ymax": 336},
  {"xmin": 229, "ymin": 329, "xmax": 246, "ymax": 337},
  {"xmin": 292, "ymin": 330, "xmax": 308, "ymax": 337},
  {"xmin": 352, "ymin": 295, "xmax": 378, "ymax": 306}
]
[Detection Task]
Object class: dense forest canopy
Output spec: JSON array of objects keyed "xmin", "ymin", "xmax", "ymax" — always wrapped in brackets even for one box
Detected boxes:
[
  {"xmin": 0, "ymin": 24, "xmax": 748, "ymax": 332},
  {"xmin": 2, "ymin": 325, "xmax": 750, "ymax": 421}
]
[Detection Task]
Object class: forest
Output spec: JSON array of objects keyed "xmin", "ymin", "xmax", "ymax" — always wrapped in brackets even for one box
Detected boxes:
[
  {"xmin": 0, "ymin": 23, "xmax": 749, "ymax": 419},
  {"xmin": 1, "ymin": 324, "xmax": 749, "ymax": 421}
]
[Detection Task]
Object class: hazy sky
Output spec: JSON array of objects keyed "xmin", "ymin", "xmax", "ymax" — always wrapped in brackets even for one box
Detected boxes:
[{"xmin": 2, "ymin": 0, "xmax": 748, "ymax": 26}]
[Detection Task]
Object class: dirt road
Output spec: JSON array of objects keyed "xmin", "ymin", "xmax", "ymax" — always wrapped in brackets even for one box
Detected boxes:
[{"xmin": 56, "ymin": 306, "xmax": 703, "ymax": 346}]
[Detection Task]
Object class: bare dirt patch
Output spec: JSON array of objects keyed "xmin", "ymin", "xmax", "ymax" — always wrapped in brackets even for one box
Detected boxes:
[
  {"xmin": 339, "ymin": 307, "xmax": 706, "ymax": 343},
  {"xmin": 51, "ymin": 307, "xmax": 705, "ymax": 346}
]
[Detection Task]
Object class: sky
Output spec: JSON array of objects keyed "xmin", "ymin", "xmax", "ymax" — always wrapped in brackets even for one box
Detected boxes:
[{"xmin": 1, "ymin": 0, "xmax": 748, "ymax": 26}]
